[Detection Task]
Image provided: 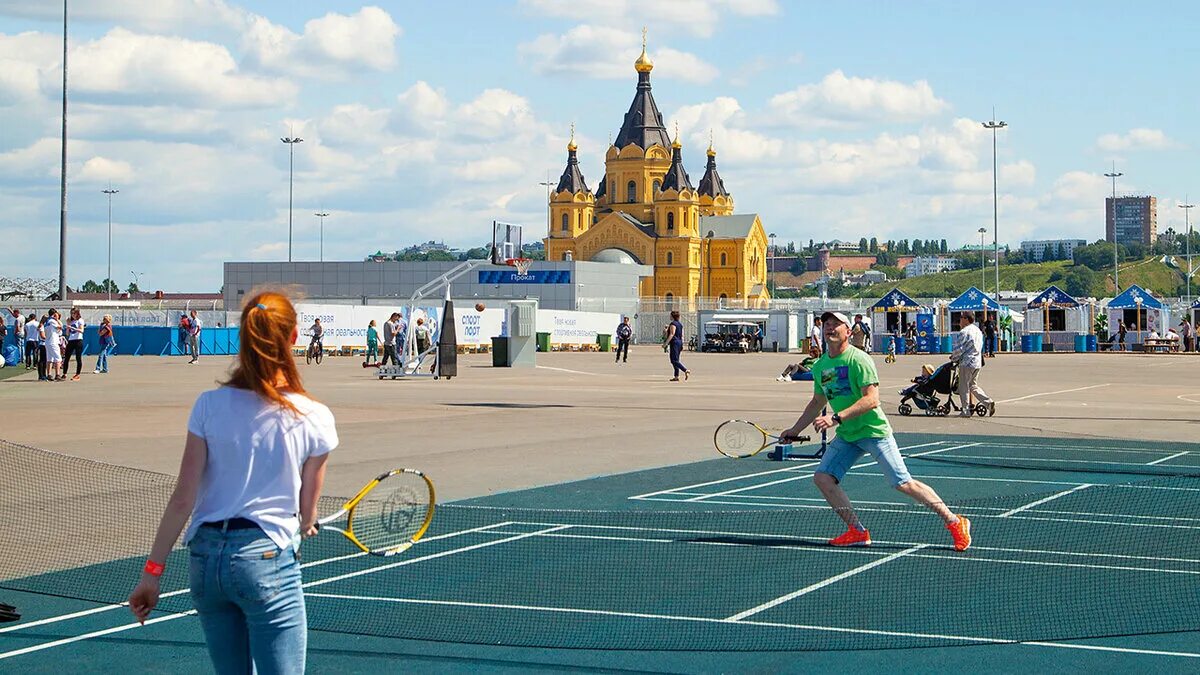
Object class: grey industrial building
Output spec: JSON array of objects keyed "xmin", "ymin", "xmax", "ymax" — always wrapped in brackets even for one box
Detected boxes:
[{"xmin": 222, "ymin": 259, "xmax": 652, "ymax": 317}]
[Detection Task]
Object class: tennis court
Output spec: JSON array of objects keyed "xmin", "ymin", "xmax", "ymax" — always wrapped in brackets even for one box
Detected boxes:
[{"xmin": 1, "ymin": 431, "xmax": 1198, "ymax": 673}]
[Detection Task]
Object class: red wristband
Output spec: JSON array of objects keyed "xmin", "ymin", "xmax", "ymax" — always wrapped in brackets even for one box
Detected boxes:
[{"xmin": 144, "ymin": 559, "xmax": 165, "ymax": 577}]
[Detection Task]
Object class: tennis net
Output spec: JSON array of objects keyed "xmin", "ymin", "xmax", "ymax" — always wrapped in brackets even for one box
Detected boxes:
[{"xmin": 1, "ymin": 438, "xmax": 1198, "ymax": 651}]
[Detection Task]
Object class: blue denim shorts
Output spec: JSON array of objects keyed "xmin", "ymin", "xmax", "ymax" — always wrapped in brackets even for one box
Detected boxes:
[{"xmin": 817, "ymin": 435, "xmax": 912, "ymax": 487}]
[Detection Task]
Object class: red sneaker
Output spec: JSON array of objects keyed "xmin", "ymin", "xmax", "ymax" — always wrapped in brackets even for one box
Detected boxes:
[
  {"xmin": 947, "ymin": 516, "xmax": 972, "ymax": 551},
  {"xmin": 828, "ymin": 527, "xmax": 871, "ymax": 547}
]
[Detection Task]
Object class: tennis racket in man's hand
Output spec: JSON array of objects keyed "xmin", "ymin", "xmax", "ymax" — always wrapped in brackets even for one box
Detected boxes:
[
  {"xmin": 714, "ymin": 419, "xmax": 811, "ymax": 459},
  {"xmin": 315, "ymin": 469, "xmax": 436, "ymax": 556}
]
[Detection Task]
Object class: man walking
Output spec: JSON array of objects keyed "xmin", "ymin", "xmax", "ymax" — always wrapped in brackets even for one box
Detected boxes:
[
  {"xmin": 782, "ymin": 311, "xmax": 971, "ymax": 551},
  {"xmin": 1180, "ymin": 317, "xmax": 1194, "ymax": 353},
  {"xmin": 983, "ymin": 315, "xmax": 997, "ymax": 357},
  {"xmin": 381, "ymin": 313, "xmax": 400, "ymax": 366},
  {"xmin": 809, "ymin": 317, "xmax": 823, "ymax": 355},
  {"xmin": 952, "ymin": 313, "xmax": 994, "ymax": 417},
  {"xmin": 614, "ymin": 316, "xmax": 632, "ymax": 363},
  {"xmin": 187, "ymin": 310, "xmax": 202, "ymax": 364}
]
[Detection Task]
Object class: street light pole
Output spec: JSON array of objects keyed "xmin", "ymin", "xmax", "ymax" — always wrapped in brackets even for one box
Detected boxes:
[
  {"xmin": 130, "ymin": 270, "xmax": 143, "ymax": 296},
  {"xmin": 982, "ymin": 113, "xmax": 1006, "ymax": 303},
  {"xmin": 314, "ymin": 211, "xmax": 329, "ymax": 262},
  {"xmin": 1182, "ymin": 199, "xmax": 1195, "ymax": 307},
  {"xmin": 539, "ymin": 172, "xmax": 553, "ymax": 235},
  {"xmin": 978, "ymin": 227, "xmax": 987, "ymax": 291},
  {"xmin": 58, "ymin": 0, "xmax": 69, "ymax": 300},
  {"xmin": 1104, "ymin": 162, "xmax": 1123, "ymax": 292},
  {"xmin": 768, "ymin": 232, "xmax": 776, "ymax": 298},
  {"xmin": 280, "ymin": 134, "xmax": 303, "ymax": 262},
  {"xmin": 102, "ymin": 185, "xmax": 118, "ymax": 300}
]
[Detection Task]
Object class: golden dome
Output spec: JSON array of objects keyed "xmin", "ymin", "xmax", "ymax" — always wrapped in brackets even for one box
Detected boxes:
[
  {"xmin": 634, "ymin": 27, "xmax": 653, "ymax": 73},
  {"xmin": 671, "ymin": 121, "xmax": 681, "ymax": 149},
  {"xmin": 567, "ymin": 122, "xmax": 577, "ymax": 152},
  {"xmin": 707, "ymin": 129, "xmax": 716, "ymax": 157}
]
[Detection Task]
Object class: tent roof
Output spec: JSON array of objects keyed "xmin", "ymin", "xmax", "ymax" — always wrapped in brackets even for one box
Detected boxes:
[
  {"xmin": 1108, "ymin": 284, "xmax": 1165, "ymax": 310},
  {"xmin": 1026, "ymin": 285, "xmax": 1080, "ymax": 309},
  {"xmin": 869, "ymin": 288, "xmax": 921, "ymax": 312},
  {"xmin": 948, "ymin": 286, "xmax": 1001, "ymax": 311}
]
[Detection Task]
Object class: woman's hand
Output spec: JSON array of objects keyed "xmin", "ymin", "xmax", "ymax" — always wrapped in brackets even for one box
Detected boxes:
[{"xmin": 128, "ymin": 576, "xmax": 161, "ymax": 624}]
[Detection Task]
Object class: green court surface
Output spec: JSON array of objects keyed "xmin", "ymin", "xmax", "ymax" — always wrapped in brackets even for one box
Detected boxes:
[{"xmin": 1, "ymin": 432, "xmax": 1198, "ymax": 673}]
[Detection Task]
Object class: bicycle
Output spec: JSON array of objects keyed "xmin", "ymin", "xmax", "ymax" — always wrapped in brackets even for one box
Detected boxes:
[{"xmin": 305, "ymin": 335, "xmax": 324, "ymax": 365}]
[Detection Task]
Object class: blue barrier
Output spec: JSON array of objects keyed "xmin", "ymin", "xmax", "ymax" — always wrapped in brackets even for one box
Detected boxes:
[
  {"xmin": 78, "ymin": 326, "xmax": 240, "ymax": 356},
  {"xmin": 1073, "ymin": 335, "xmax": 1087, "ymax": 353},
  {"xmin": 1086, "ymin": 335, "xmax": 1098, "ymax": 352}
]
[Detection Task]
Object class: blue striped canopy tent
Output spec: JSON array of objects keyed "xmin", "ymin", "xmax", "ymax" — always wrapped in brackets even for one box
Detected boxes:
[
  {"xmin": 869, "ymin": 288, "xmax": 922, "ymax": 313},
  {"xmin": 948, "ymin": 286, "xmax": 1002, "ymax": 311},
  {"xmin": 868, "ymin": 288, "xmax": 923, "ymax": 350},
  {"xmin": 1106, "ymin": 285, "xmax": 1168, "ymax": 340},
  {"xmin": 1025, "ymin": 285, "xmax": 1079, "ymax": 309}
]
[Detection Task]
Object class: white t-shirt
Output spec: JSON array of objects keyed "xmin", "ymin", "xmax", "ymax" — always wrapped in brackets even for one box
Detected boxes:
[
  {"xmin": 810, "ymin": 324, "xmax": 822, "ymax": 341},
  {"xmin": 24, "ymin": 320, "xmax": 39, "ymax": 342},
  {"xmin": 185, "ymin": 387, "xmax": 338, "ymax": 550},
  {"xmin": 44, "ymin": 318, "xmax": 61, "ymax": 344}
]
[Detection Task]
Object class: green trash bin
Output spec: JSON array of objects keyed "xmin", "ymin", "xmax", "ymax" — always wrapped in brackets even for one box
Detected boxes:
[
  {"xmin": 491, "ymin": 337, "xmax": 508, "ymax": 366},
  {"xmin": 597, "ymin": 334, "xmax": 611, "ymax": 352},
  {"xmin": 536, "ymin": 332, "xmax": 550, "ymax": 352}
]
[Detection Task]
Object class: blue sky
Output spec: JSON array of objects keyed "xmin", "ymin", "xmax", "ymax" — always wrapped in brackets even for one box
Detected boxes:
[{"xmin": 1, "ymin": 1, "xmax": 1197, "ymax": 291}]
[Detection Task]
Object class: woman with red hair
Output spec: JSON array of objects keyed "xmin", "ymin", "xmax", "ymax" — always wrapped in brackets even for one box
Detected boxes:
[{"xmin": 129, "ymin": 291, "xmax": 337, "ymax": 673}]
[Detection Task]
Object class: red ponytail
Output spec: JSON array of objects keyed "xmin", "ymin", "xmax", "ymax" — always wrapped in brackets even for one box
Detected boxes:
[{"xmin": 222, "ymin": 291, "xmax": 310, "ymax": 414}]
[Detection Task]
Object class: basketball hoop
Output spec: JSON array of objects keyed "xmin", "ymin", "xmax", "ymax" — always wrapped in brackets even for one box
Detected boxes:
[{"xmin": 507, "ymin": 258, "xmax": 533, "ymax": 276}]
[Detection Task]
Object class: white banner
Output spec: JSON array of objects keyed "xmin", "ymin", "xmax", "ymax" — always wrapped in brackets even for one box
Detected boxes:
[{"xmin": 536, "ymin": 309, "xmax": 621, "ymax": 345}]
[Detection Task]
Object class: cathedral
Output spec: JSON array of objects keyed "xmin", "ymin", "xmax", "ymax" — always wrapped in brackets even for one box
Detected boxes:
[{"xmin": 542, "ymin": 37, "xmax": 770, "ymax": 307}]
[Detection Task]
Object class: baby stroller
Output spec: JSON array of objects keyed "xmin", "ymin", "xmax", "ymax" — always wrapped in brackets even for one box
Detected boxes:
[
  {"xmin": 898, "ymin": 361, "xmax": 961, "ymax": 417},
  {"xmin": 898, "ymin": 361, "xmax": 991, "ymax": 417}
]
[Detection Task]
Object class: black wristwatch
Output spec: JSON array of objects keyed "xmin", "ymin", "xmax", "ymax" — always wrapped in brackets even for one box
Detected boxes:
[{"xmin": 831, "ymin": 413, "xmax": 842, "ymax": 425}]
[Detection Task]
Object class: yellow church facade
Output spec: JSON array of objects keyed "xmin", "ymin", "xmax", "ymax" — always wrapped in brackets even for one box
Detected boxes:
[{"xmin": 542, "ymin": 40, "xmax": 769, "ymax": 307}]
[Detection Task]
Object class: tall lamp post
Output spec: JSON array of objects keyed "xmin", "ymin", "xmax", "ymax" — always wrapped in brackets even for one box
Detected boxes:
[
  {"xmin": 130, "ymin": 270, "xmax": 144, "ymax": 296},
  {"xmin": 1104, "ymin": 162, "xmax": 1123, "ymax": 292},
  {"xmin": 978, "ymin": 227, "xmax": 987, "ymax": 291},
  {"xmin": 1182, "ymin": 199, "xmax": 1195, "ymax": 307},
  {"xmin": 280, "ymin": 134, "xmax": 303, "ymax": 262},
  {"xmin": 58, "ymin": 0, "xmax": 69, "ymax": 300},
  {"xmin": 314, "ymin": 211, "xmax": 329, "ymax": 262},
  {"xmin": 102, "ymin": 185, "xmax": 118, "ymax": 300},
  {"xmin": 539, "ymin": 172, "xmax": 553, "ymax": 236},
  {"xmin": 982, "ymin": 114, "xmax": 1006, "ymax": 303},
  {"xmin": 768, "ymin": 232, "xmax": 776, "ymax": 298}
]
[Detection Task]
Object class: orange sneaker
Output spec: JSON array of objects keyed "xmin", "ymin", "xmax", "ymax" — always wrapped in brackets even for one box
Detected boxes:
[
  {"xmin": 828, "ymin": 527, "xmax": 871, "ymax": 547},
  {"xmin": 947, "ymin": 516, "xmax": 972, "ymax": 551}
]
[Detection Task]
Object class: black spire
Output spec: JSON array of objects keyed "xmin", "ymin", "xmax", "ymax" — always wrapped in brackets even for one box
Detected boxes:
[
  {"xmin": 554, "ymin": 142, "xmax": 590, "ymax": 195},
  {"xmin": 659, "ymin": 140, "xmax": 693, "ymax": 192},
  {"xmin": 614, "ymin": 71, "xmax": 672, "ymax": 151},
  {"xmin": 698, "ymin": 146, "xmax": 729, "ymax": 198}
]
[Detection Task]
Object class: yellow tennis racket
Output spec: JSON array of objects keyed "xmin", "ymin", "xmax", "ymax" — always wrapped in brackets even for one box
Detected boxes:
[
  {"xmin": 714, "ymin": 419, "xmax": 811, "ymax": 459},
  {"xmin": 316, "ymin": 469, "xmax": 435, "ymax": 556}
]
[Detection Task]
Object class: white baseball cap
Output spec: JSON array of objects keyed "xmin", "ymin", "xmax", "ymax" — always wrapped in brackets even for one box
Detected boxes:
[{"xmin": 820, "ymin": 311, "xmax": 851, "ymax": 326}]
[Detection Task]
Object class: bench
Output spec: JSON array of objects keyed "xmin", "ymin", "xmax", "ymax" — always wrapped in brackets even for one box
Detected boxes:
[{"xmin": 1142, "ymin": 338, "xmax": 1180, "ymax": 354}]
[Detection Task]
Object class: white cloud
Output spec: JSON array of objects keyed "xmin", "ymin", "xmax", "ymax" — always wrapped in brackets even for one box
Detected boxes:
[
  {"xmin": 672, "ymin": 97, "xmax": 781, "ymax": 164},
  {"xmin": 518, "ymin": 0, "xmax": 780, "ymax": 38},
  {"xmin": 517, "ymin": 25, "xmax": 718, "ymax": 84},
  {"xmin": 454, "ymin": 89, "xmax": 537, "ymax": 141},
  {"xmin": 77, "ymin": 156, "xmax": 135, "ymax": 184},
  {"xmin": 0, "ymin": 31, "xmax": 58, "ymax": 106},
  {"xmin": 0, "ymin": 0, "xmax": 246, "ymax": 34},
  {"xmin": 241, "ymin": 6, "xmax": 400, "ymax": 79},
  {"xmin": 767, "ymin": 70, "xmax": 948, "ymax": 128},
  {"xmin": 61, "ymin": 28, "xmax": 296, "ymax": 108},
  {"xmin": 1095, "ymin": 128, "xmax": 1175, "ymax": 152},
  {"xmin": 392, "ymin": 81, "xmax": 450, "ymax": 134},
  {"xmin": 452, "ymin": 157, "xmax": 525, "ymax": 182}
]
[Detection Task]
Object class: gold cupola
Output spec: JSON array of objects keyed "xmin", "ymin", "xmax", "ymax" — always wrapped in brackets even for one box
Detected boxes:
[{"xmin": 634, "ymin": 27, "xmax": 653, "ymax": 73}]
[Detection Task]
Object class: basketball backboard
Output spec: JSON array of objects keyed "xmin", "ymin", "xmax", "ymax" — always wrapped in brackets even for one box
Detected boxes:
[{"xmin": 491, "ymin": 221, "xmax": 524, "ymax": 264}]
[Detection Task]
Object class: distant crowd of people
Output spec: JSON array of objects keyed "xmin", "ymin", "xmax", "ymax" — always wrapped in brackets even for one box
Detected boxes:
[
  {"xmin": 4, "ymin": 307, "xmax": 114, "ymax": 379},
  {"xmin": 1108, "ymin": 317, "xmax": 1195, "ymax": 351}
]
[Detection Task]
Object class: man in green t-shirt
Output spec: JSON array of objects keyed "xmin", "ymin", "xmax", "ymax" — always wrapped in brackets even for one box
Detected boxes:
[{"xmin": 782, "ymin": 311, "xmax": 972, "ymax": 551}]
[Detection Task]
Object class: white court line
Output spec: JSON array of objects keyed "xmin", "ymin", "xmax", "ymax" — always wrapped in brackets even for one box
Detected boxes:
[
  {"xmin": 301, "ymin": 593, "xmax": 1200, "ymax": 659},
  {"xmin": 1147, "ymin": 451, "xmax": 1189, "ymax": 466},
  {"xmin": 931, "ymin": 454, "xmax": 1200, "ymax": 469},
  {"xmin": 489, "ymin": 523, "xmax": 1200, "ymax": 567},
  {"xmin": 1178, "ymin": 394, "xmax": 1200, "ymax": 404},
  {"xmin": 0, "ymin": 611, "xmax": 198, "ymax": 660},
  {"xmin": 628, "ymin": 440, "xmax": 950, "ymax": 500},
  {"xmin": 998, "ymin": 484, "xmax": 1094, "ymax": 518},
  {"xmin": 996, "ymin": 383, "xmax": 1110, "ymax": 404},
  {"xmin": 535, "ymin": 365, "xmax": 612, "ymax": 377},
  {"xmin": 724, "ymin": 544, "xmax": 930, "ymax": 621},
  {"xmin": 681, "ymin": 442, "xmax": 982, "ymax": 503},
  {"xmin": 0, "ymin": 520, "xmax": 518, "ymax": 636}
]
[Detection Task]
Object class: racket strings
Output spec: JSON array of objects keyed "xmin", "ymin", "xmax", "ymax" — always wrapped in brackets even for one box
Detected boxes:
[{"xmin": 349, "ymin": 475, "xmax": 431, "ymax": 552}]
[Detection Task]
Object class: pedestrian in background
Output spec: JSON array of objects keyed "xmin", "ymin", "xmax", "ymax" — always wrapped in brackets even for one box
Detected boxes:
[
  {"xmin": 44, "ymin": 310, "xmax": 64, "ymax": 381},
  {"xmin": 187, "ymin": 310, "xmax": 202, "ymax": 364},
  {"xmin": 1180, "ymin": 317, "xmax": 1194, "ymax": 353},
  {"xmin": 983, "ymin": 315, "xmax": 997, "ymax": 357},
  {"xmin": 664, "ymin": 310, "xmax": 689, "ymax": 381},
  {"xmin": 64, "ymin": 308, "xmax": 85, "ymax": 381},
  {"xmin": 365, "ymin": 319, "xmax": 379, "ymax": 366},
  {"xmin": 614, "ymin": 316, "xmax": 632, "ymax": 363},
  {"xmin": 381, "ymin": 313, "xmax": 400, "ymax": 366},
  {"xmin": 24, "ymin": 313, "xmax": 39, "ymax": 370},
  {"xmin": 951, "ymin": 313, "xmax": 995, "ymax": 417},
  {"xmin": 95, "ymin": 315, "xmax": 115, "ymax": 374}
]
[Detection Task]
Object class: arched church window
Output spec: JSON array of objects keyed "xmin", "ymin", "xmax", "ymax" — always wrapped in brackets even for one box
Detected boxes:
[
  {"xmin": 561, "ymin": 213, "xmax": 569, "ymax": 231},
  {"xmin": 720, "ymin": 252, "xmax": 728, "ymax": 266},
  {"xmin": 666, "ymin": 212, "xmax": 674, "ymax": 231},
  {"xmin": 653, "ymin": 179, "xmax": 661, "ymax": 193},
  {"xmin": 627, "ymin": 180, "xmax": 637, "ymax": 203},
  {"xmin": 666, "ymin": 251, "xmax": 673, "ymax": 265},
  {"xmin": 665, "ymin": 292, "xmax": 674, "ymax": 307}
]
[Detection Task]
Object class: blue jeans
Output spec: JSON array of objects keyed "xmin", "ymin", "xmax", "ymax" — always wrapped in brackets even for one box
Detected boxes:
[
  {"xmin": 188, "ymin": 527, "xmax": 307, "ymax": 675},
  {"xmin": 817, "ymin": 435, "xmax": 913, "ymax": 487},
  {"xmin": 96, "ymin": 342, "xmax": 111, "ymax": 372}
]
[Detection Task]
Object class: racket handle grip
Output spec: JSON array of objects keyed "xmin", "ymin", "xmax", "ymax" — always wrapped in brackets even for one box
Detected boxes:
[{"xmin": 798, "ymin": 435, "xmax": 811, "ymax": 443}]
